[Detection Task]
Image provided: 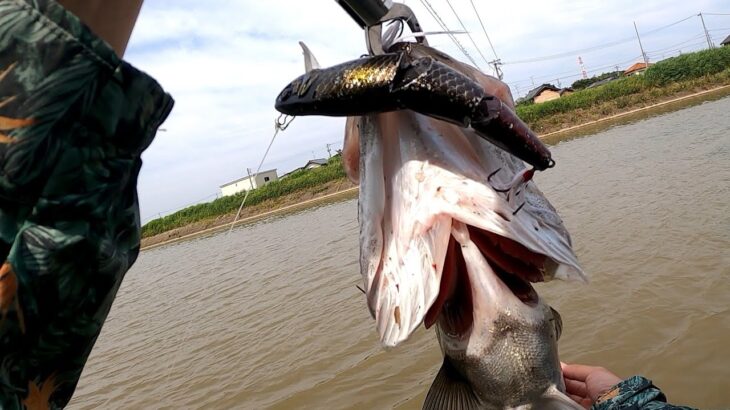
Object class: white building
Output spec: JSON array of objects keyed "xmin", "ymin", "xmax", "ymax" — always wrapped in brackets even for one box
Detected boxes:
[{"xmin": 220, "ymin": 169, "xmax": 278, "ymax": 197}]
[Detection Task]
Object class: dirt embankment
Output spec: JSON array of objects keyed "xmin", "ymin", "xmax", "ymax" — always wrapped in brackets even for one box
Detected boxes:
[
  {"xmin": 531, "ymin": 82, "xmax": 730, "ymax": 136},
  {"xmin": 141, "ymin": 178, "xmax": 357, "ymax": 249}
]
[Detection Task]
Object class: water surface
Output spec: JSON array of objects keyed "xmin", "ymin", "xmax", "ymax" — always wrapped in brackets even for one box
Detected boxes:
[{"xmin": 70, "ymin": 97, "xmax": 730, "ymax": 409}]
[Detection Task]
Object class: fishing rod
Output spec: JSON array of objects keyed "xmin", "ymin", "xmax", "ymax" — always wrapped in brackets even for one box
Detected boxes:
[{"xmin": 335, "ymin": 0, "xmax": 391, "ymax": 27}]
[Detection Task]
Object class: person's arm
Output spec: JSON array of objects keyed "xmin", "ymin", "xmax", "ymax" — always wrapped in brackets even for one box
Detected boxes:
[
  {"xmin": 561, "ymin": 363, "xmax": 697, "ymax": 410},
  {"xmin": 57, "ymin": 0, "xmax": 143, "ymax": 57}
]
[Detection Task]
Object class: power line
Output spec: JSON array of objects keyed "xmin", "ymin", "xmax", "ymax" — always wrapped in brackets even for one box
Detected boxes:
[
  {"xmin": 641, "ymin": 14, "xmax": 695, "ymax": 36},
  {"xmin": 468, "ymin": 0, "xmax": 499, "ymax": 60},
  {"xmin": 644, "ymin": 34, "xmax": 706, "ymax": 55},
  {"xmin": 504, "ymin": 36, "xmax": 637, "ymax": 65},
  {"xmin": 443, "ymin": 0, "xmax": 491, "ymax": 67},
  {"xmin": 418, "ymin": 0, "xmax": 482, "ymax": 69},
  {"xmin": 703, "ymin": 12, "xmax": 730, "ymax": 16},
  {"xmin": 502, "ymin": 14, "xmax": 697, "ymax": 65},
  {"xmin": 646, "ymin": 41, "xmax": 710, "ymax": 59}
]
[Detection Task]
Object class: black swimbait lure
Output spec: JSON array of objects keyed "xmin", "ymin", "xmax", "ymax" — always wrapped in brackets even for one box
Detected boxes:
[{"xmin": 275, "ymin": 43, "xmax": 554, "ymax": 171}]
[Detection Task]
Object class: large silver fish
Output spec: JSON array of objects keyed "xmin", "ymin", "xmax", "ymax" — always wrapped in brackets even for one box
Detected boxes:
[{"xmin": 277, "ymin": 42, "xmax": 587, "ymax": 409}]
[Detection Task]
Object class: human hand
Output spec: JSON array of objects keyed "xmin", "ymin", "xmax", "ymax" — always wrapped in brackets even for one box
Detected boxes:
[{"xmin": 561, "ymin": 362, "xmax": 622, "ymax": 409}]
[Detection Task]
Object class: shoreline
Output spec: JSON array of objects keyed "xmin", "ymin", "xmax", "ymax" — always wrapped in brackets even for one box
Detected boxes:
[
  {"xmin": 141, "ymin": 187, "xmax": 358, "ymax": 251},
  {"xmin": 539, "ymin": 83, "xmax": 730, "ymax": 140},
  {"xmin": 140, "ymin": 85, "xmax": 730, "ymax": 251}
]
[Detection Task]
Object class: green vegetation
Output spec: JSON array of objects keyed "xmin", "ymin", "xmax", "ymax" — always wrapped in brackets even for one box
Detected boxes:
[
  {"xmin": 571, "ymin": 71, "xmax": 622, "ymax": 90},
  {"xmin": 141, "ymin": 155, "xmax": 347, "ymax": 237},
  {"xmin": 516, "ymin": 47, "xmax": 730, "ymax": 127},
  {"xmin": 644, "ymin": 47, "xmax": 730, "ymax": 85}
]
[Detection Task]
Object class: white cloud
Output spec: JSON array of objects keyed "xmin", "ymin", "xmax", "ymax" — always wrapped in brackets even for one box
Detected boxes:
[{"xmin": 127, "ymin": 0, "xmax": 730, "ymax": 221}]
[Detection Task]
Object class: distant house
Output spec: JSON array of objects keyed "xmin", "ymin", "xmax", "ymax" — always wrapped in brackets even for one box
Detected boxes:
[
  {"xmin": 624, "ymin": 62, "xmax": 651, "ymax": 76},
  {"xmin": 280, "ymin": 158, "xmax": 331, "ymax": 179},
  {"xmin": 279, "ymin": 167, "xmax": 303, "ymax": 179},
  {"xmin": 524, "ymin": 84, "xmax": 574, "ymax": 104},
  {"xmin": 219, "ymin": 169, "xmax": 278, "ymax": 197},
  {"xmin": 304, "ymin": 158, "xmax": 328, "ymax": 170},
  {"xmin": 586, "ymin": 76, "xmax": 619, "ymax": 89},
  {"xmin": 722, "ymin": 35, "xmax": 730, "ymax": 47}
]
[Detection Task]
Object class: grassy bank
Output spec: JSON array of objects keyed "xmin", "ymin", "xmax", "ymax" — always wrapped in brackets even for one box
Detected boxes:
[
  {"xmin": 141, "ymin": 156, "xmax": 348, "ymax": 237},
  {"xmin": 517, "ymin": 47, "xmax": 730, "ymax": 133},
  {"xmin": 142, "ymin": 47, "xmax": 730, "ymax": 239}
]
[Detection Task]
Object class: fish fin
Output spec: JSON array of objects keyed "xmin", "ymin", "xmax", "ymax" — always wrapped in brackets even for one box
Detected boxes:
[
  {"xmin": 423, "ymin": 358, "xmax": 481, "ymax": 410},
  {"xmin": 550, "ymin": 306, "xmax": 563, "ymax": 341},
  {"xmin": 298, "ymin": 41, "xmax": 321, "ymax": 73},
  {"xmin": 534, "ymin": 386, "xmax": 584, "ymax": 410}
]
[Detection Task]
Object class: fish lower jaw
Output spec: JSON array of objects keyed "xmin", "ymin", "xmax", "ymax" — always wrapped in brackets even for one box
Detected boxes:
[{"xmin": 425, "ymin": 221, "xmax": 547, "ymax": 336}]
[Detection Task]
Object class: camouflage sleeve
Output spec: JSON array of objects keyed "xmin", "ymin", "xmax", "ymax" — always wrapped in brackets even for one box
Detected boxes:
[
  {"xmin": 0, "ymin": 0, "xmax": 172, "ymax": 408},
  {"xmin": 592, "ymin": 376, "xmax": 697, "ymax": 410}
]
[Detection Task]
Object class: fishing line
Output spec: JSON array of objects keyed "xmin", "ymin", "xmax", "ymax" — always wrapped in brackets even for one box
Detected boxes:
[
  {"xmin": 227, "ymin": 114, "xmax": 295, "ymax": 234},
  {"xmin": 392, "ymin": 29, "xmax": 467, "ymax": 44},
  {"xmin": 152, "ymin": 114, "xmax": 294, "ymax": 399}
]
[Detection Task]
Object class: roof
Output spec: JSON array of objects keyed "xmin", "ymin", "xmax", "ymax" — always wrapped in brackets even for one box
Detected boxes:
[
  {"xmin": 559, "ymin": 88, "xmax": 574, "ymax": 95},
  {"xmin": 524, "ymin": 84, "xmax": 561, "ymax": 101},
  {"xmin": 624, "ymin": 62, "xmax": 650, "ymax": 75},
  {"xmin": 722, "ymin": 35, "xmax": 730, "ymax": 46},
  {"xmin": 586, "ymin": 76, "xmax": 619, "ymax": 89},
  {"xmin": 305, "ymin": 158, "xmax": 328, "ymax": 167},
  {"xmin": 280, "ymin": 167, "xmax": 304, "ymax": 178},
  {"xmin": 220, "ymin": 168, "xmax": 277, "ymax": 188}
]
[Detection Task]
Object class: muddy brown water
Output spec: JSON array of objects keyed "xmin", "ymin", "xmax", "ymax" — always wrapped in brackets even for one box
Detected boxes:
[{"xmin": 69, "ymin": 97, "xmax": 729, "ymax": 409}]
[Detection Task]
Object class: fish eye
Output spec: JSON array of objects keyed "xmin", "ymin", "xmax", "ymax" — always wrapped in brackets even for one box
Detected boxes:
[{"xmin": 278, "ymin": 84, "xmax": 293, "ymax": 102}]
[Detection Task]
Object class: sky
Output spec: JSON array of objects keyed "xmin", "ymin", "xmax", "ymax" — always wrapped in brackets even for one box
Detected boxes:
[{"xmin": 124, "ymin": 0, "xmax": 730, "ymax": 222}]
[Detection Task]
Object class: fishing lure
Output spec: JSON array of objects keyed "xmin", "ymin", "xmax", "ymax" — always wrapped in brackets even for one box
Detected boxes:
[{"xmin": 275, "ymin": 42, "xmax": 554, "ymax": 171}]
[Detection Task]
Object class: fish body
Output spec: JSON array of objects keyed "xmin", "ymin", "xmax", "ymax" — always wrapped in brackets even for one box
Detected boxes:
[
  {"xmin": 427, "ymin": 218, "xmax": 574, "ymax": 409},
  {"xmin": 341, "ymin": 68, "xmax": 585, "ymax": 408},
  {"xmin": 348, "ymin": 109, "xmax": 584, "ymax": 409},
  {"xmin": 277, "ymin": 42, "xmax": 586, "ymax": 409}
]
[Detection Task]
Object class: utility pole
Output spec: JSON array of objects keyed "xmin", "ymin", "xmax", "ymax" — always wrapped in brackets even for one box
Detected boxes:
[
  {"xmin": 246, "ymin": 167, "xmax": 255, "ymax": 191},
  {"xmin": 326, "ymin": 143, "xmax": 332, "ymax": 158},
  {"xmin": 698, "ymin": 13, "xmax": 714, "ymax": 49},
  {"xmin": 634, "ymin": 21, "xmax": 649, "ymax": 66},
  {"xmin": 489, "ymin": 59, "xmax": 504, "ymax": 80},
  {"xmin": 556, "ymin": 78, "xmax": 561, "ymax": 88},
  {"xmin": 530, "ymin": 76, "xmax": 535, "ymax": 87}
]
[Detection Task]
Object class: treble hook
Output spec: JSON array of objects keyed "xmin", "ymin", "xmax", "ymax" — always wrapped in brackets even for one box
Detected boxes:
[
  {"xmin": 488, "ymin": 167, "xmax": 535, "ymax": 216},
  {"xmin": 487, "ymin": 168, "xmax": 510, "ymax": 193}
]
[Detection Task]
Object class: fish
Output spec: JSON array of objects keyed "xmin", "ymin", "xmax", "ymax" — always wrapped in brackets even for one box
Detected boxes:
[{"xmin": 276, "ymin": 42, "xmax": 587, "ymax": 409}]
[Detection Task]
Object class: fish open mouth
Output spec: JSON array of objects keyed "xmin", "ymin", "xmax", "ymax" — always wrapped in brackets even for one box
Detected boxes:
[
  {"xmin": 423, "ymin": 224, "xmax": 545, "ymax": 335},
  {"xmin": 350, "ymin": 110, "xmax": 585, "ymax": 347}
]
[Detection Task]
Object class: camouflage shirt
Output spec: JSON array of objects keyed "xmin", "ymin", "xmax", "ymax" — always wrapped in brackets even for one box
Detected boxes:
[{"xmin": 593, "ymin": 376, "xmax": 697, "ymax": 410}]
